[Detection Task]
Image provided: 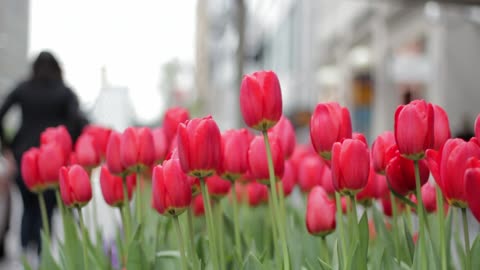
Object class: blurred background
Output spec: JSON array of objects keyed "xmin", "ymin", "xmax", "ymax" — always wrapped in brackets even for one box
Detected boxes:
[{"xmin": 1, "ymin": 0, "xmax": 480, "ymax": 267}]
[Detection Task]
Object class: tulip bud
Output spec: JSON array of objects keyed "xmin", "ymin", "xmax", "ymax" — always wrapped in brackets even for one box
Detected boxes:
[
  {"xmin": 246, "ymin": 181, "xmax": 269, "ymax": 207},
  {"xmin": 59, "ymin": 165, "xmax": 92, "ymax": 207},
  {"xmin": 394, "ymin": 100, "xmax": 434, "ymax": 160},
  {"xmin": 331, "ymin": 139, "xmax": 370, "ymax": 195},
  {"xmin": 411, "ymin": 182, "xmax": 440, "ymax": 213},
  {"xmin": 40, "ymin": 125, "xmax": 72, "ymax": 161},
  {"xmin": 465, "ymin": 157, "xmax": 480, "ymax": 222},
  {"xmin": 310, "ymin": 102, "xmax": 352, "ymax": 160},
  {"xmin": 248, "ymin": 135, "xmax": 284, "ymax": 184},
  {"xmin": 352, "ymin": 132, "xmax": 367, "ymax": 145},
  {"xmin": 279, "ymin": 160, "xmax": 296, "ymax": 197},
  {"xmin": 268, "ymin": 116, "xmax": 296, "ymax": 158},
  {"xmin": 177, "ymin": 116, "xmax": 222, "ymax": 178},
  {"xmin": 192, "ymin": 195, "xmax": 206, "ymax": 216},
  {"xmin": 38, "ymin": 143, "xmax": 66, "ymax": 186},
  {"xmin": 106, "ymin": 132, "xmax": 126, "ymax": 175},
  {"xmin": 306, "ymin": 186, "xmax": 336, "ymax": 236},
  {"xmin": 100, "ymin": 166, "xmax": 136, "ymax": 207},
  {"xmin": 298, "ymin": 155, "xmax": 324, "ymax": 193},
  {"xmin": 206, "ymin": 175, "xmax": 231, "ymax": 199},
  {"xmin": 82, "ymin": 125, "xmax": 111, "ymax": 159},
  {"xmin": 386, "ymin": 146, "xmax": 429, "ymax": 195},
  {"xmin": 371, "ymin": 131, "xmax": 395, "ymax": 174},
  {"xmin": 320, "ymin": 165, "xmax": 335, "ymax": 196},
  {"xmin": 432, "ymin": 104, "xmax": 451, "ymax": 150},
  {"xmin": 21, "ymin": 148, "xmax": 42, "ymax": 192},
  {"xmin": 152, "ymin": 159, "xmax": 192, "ymax": 216},
  {"xmin": 356, "ymin": 166, "xmax": 381, "ymax": 205},
  {"xmin": 475, "ymin": 114, "xmax": 480, "ymax": 142},
  {"xmin": 240, "ymin": 70, "xmax": 283, "ymax": 131},
  {"xmin": 220, "ymin": 129, "xmax": 252, "ymax": 181},
  {"xmin": 152, "ymin": 127, "xmax": 168, "ymax": 164},
  {"xmin": 121, "ymin": 127, "xmax": 155, "ymax": 171},
  {"xmin": 163, "ymin": 107, "xmax": 190, "ymax": 146},
  {"xmin": 75, "ymin": 134, "xmax": 100, "ymax": 169}
]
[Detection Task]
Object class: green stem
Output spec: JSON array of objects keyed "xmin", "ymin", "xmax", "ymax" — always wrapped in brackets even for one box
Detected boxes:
[
  {"xmin": 321, "ymin": 237, "xmax": 330, "ymax": 265},
  {"xmin": 118, "ymin": 207, "xmax": 128, "ymax": 265},
  {"xmin": 262, "ymin": 131, "xmax": 290, "ymax": 270},
  {"xmin": 390, "ymin": 192, "xmax": 401, "ymax": 261},
  {"xmin": 413, "ymin": 160, "xmax": 427, "ymax": 270},
  {"xmin": 121, "ymin": 176, "xmax": 132, "ymax": 244},
  {"xmin": 173, "ymin": 215, "xmax": 189, "ymax": 270},
  {"xmin": 186, "ymin": 207, "xmax": 199, "ymax": 269},
  {"xmin": 335, "ymin": 192, "xmax": 347, "ymax": 268},
  {"xmin": 268, "ymin": 194, "xmax": 279, "ymax": 258},
  {"xmin": 405, "ymin": 205, "xmax": 413, "ymax": 233},
  {"xmin": 278, "ymin": 182, "xmax": 288, "ymax": 228},
  {"xmin": 462, "ymin": 208, "xmax": 471, "ymax": 270},
  {"xmin": 200, "ymin": 180, "xmax": 220, "ymax": 270},
  {"xmin": 215, "ymin": 203, "xmax": 225, "ymax": 269},
  {"xmin": 38, "ymin": 192, "xmax": 50, "ymax": 240},
  {"xmin": 136, "ymin": 170, "xmax": 143, "ymax": 223},
  {"xmin": 90, "ymin": 171, "xmax": 99, "ymax": 233},
  {"xmin": 55, "ymin": 189, "xmax": 67, "ymax": 233},
  {"xmin": 436, "ymin": 186, "xmax": 447, "ymax": 270},
  {"xmin": 231, "ymin": 183, "xmax": 242, "ymax": 260},
  {"xmin": 77, "ymin": 207, "xmax": 89, "ymax": 269}
]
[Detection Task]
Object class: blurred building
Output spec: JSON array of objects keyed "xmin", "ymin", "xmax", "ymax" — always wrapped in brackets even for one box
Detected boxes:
[{"xmin": 0, "ymin": 0, "xmax": 29, "ymax": 98}]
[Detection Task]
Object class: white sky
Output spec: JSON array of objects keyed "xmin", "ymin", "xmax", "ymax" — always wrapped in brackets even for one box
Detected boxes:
[{"xmin": 29, "ymin": 0, "xmax": 197, "ymax": 123}]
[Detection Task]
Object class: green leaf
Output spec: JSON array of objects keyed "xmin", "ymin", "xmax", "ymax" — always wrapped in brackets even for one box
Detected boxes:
[
  {"xmin": 242, "ymin": 253, "xmax": 264, "ymax": 270},
  {"xmin": 331, "ymin": 240, "xmax": 340, "ymax": 270},
  {"xmin": 21, "ymin": 255, "xmax": 34, "ymax": 270},
  {"xmin": 60, "ymin": 211, "xmax": 84, "ymax": 270},
  {"xmin": 358, "ymin": 212, "xmax": 369, "ymax": 265},
  {"xmin": 470, "ymin": 235, "xmax": 480, "ymax": 270},
  {"xmin": 402, "ymin": 218, "xmax": 414, "ymax": 264},
  {"xmin": 39, "ymin": 232, "xmax": 61, "ymax": 270},
  {"xmin": 127, "ymin": 240, "xmax": 148, "ymax": 270}
]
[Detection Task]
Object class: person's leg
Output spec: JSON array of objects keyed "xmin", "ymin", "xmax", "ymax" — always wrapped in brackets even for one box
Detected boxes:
[{"xmin": 16, "ymin": 174, "xmax": 37, "ymax": 249}]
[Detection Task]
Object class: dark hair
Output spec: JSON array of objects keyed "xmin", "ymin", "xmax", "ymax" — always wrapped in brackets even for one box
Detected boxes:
[{"xmin": 31, "ymin": 51, "xmax": 63, "ymax": 82}]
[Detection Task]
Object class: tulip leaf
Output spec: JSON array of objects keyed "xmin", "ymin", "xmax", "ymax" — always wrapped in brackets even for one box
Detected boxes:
[
  {"xmin": 358, "ymin": 212, "xmax": 369, "ymax": 265},
  {"xmin": 331, "ymin": 240, "xmax": 340, "ymax": 270},
  {"xmin": 402, "ymin": 219, "xmax": 414, "ymax": 264},
  {"xmin": 242, "ymin": 253, "xmax": 264, "ymax": 270},
  {"xmin": 21, "ymin": 255, "xmax": 34, "ymax": 270},
  {"xmin": 471, "ymin": 235, "xmax": 480, "ymax": 270},
  {"xmin": 59, "ymin": 210, "xmax": 84, "ymax": 270},
  {"xmin": 39, "ymin": 231, "xmax": 61, "ymax": 270},
  {"xmin": 127, "ymin": 240, "xmax": 148, "ymax": 270}
]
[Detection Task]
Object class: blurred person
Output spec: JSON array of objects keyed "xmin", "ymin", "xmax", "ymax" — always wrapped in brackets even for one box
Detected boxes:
[{"xmin": 0, "ymin": 51, "xmax": 87, "ymax": 255}]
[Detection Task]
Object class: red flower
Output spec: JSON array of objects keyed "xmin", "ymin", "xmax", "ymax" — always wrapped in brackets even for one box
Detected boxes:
[
  {"xmin": 465, "ymin": 157, "xmax": 480, "ymax": 222},
  {"xmin": 371, "ymin": 131, "xmax": 395, "ymax": 174},
  {"xmin": 279, "ymin": 160, "xmax": 296, "ymax": 197},
  {"xmin": 75, "ymin": 134, "xmax": 100, "ymax": 169},
  {"xmin": 40, "ymin": 125, "xmax": 72, "ymax": 161},
  {"xmin": 426, "ymin": 138, "xmax": 480, "ymax": 207},
  {"xmin": 352, "ymin": 132, "xmax": 367, "ymax": 145},
  {"xmin": 82, "ymin": 125, "xmax": 111, "ymax": 159},
  {"xmin": 411, "ymin": 182, "xmax": 440, "ymax": 213},
  {"xmin": 163, "ymin": 107, "xmax": 190, "ymax": 146},
  {"xmin": 331, "ymin": 139, "xmax": 370, "ymax": 195},
  {"xmin": 99, "ymin": 166, "xmax": 136, "ymax": 207},
  {"xmin": 38, "ymin": 143, "xmax": 66, "ymax": 185},
  {"xmin": 192, "ymin": 195, "xmax": 206, "ymax": 217},
  {"xmin": 246, "ymin": 181, "xmax": 269, "ymax": 207},
  {"xmin": 310, "ymin": 102, "xmax": 352, "ymax": 160},
  {"xmin": 120, "ymin": 127, "xmax": 156, "ymax": 171},
  {"xmin": 432, "ymin": 104, "xmax": 451, "ymax": 150},
  {"xmin": 219, "ymin": 129, "xmax": 252, "ymax": 181},
  {"xmin": 177, "ymin": 116, "xmax": 222, "ymax": 178},
  {"xmin": 106, "ymin": 131, "xmax": 126, "ymax": 175},
  {"xmin": 240, "ymin": 70, "xmax": 282, "ymax": 131},
  {"xmin": 206, "ymin": 175, "xmax": 231, "ymax": 199},
  {"xmin": 248, "ymin": 135, "xmax": 284, "ymax": 184},
  {"xmin": 475, "ymin": 114, "xmax": 480, "ymax": 142},
  {"xmin": 386, "ymin": 145, "xmax": 429, "ymax": 195},
  {"xmin": 394, "ymin": 100, "xmax": 434, "ymax": 160},
  {"xmin": 306, "ymin": 186, "xmax": 336, "ymax": 236},
  {"xmin": 152, "ymin": 159, "xmax": 192, "ymax": 216},
  {"xmin": 21, "ymin": 148, "xmax": 42, "ymax": 192},
  {"xmin": 151, "ymin": 127, "xmax": 168, "ymax": 164},
  {"xmin": 268, "ymin": 116, "xmax": 296, "ymax": 158},
  {"xmin": 356, "ymin": 166, "xmax": 381, "ymax": 204},
  {"xmin": 298, "ymin": 155, "xmax": 324, "ymax": 193},
  {"xmin": 320, "ymin": 165, "xmax": 335, "ymax": 196},
  {"xmin": 59, "ymin": 165, "xmax": 92, "ymax": 207}
]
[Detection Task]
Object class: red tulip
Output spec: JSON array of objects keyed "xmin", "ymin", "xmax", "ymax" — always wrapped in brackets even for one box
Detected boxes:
[
  {"xmin": 189, "ymin": 176, "xmax": 201, "ymax": 197},
  {"xmin": 475, "ymin": 114, "xmax": 480, "ymax": 142},
  {"xmin": 59, "ymin": 165, "xmax": 92, "ymax": 207},
  {"xmin": 331, "ymin": 139, "xmax": 370, "ymax": 195},
  {"xmin": 152, "ymin": 159, "xmax": 192, "ymax": 216},
  {"xmin": 177, "ymin": 116, "xmax": 222, "ymax": 178},
  {"xmin": 352, "ymin": 132, "xmax": 367, "ymax": 145},
  {"xmin": 411, "ymin": 182, "xmax": 440, "ymax": 213},
  {"xmin": 371, "ymin": 131, "xmax": 396, "ymax": 174},
  {"xmin": 356, "ymin": 166, "xmax": 381, "ymax": 204},
  {"xmin": 310, "ymin": 102, "xmax": 352, "ymax": 160},
  {"xmin": 233, "ymin": 182, "xmax": 247, "ymax": 203},
  {"xmin": 220, "ymin": 129, "xmax": 252, "ymax": 181},
  {"xmin": 279, "ymin": 160, "xmax": 296, "ymax": 197},
  {"xmin": 38, "ymin": 143, "xmax": 66, "ymax": 185},
  {"xmin": 40, "ymin": 125, "xmax": 72, "ymax": 161},
  {"xmin": 375, "ymin": 174, "xmax": 390, "ymax": 199},
  {"xmin": 152, "ymin": 128, "xmax": 168, "ymax": 164},
  {"xmin": 163, "ymin": 107, "xmax": 190, "ymax": 145},
  {"xmin": 248, "ymin": 135, "xmax": 284, "ymax": 184},
  {"xmin": 426, "ymin": 138, "xmax": 480, "ymax": 207},
  {"xmin": 298, "ymin": 155, "xmax": 324, "ymax": 193},
  {"xmin": 82, "ymin": 125, "xmax": 111, "ymax": 159},
  {"xmin": 99, "ymin": 166, "xmax": 136, "ymax": 207},
  {"xmin": 246, "ymin": 181, "xmax": 269, "ymax": 207},
  {"xmin": 381, "ymin": 195, "xmax": 404, "ymax": 217},
  {"xmin": 394, "ymin": 100, "xmax": 434, "ymax": 160},
  {"xmin": 290, "ymin": 144, "xmax": 316, "ymax": 171},
  {"xmin": 120, "ymin": 127, "xmax": 155, "ymax": 171},
  {"xmin": 320, "ymin": 165, "xmax": 335, "ymax": 196},
  {"xmin": 239, "ymin": 70, "xmax": 282, "ymax": 131},
  {"xmin": 206, "ymin": 175, "xmax": 231, "ymax": 199},
  {"xmin": 21, "ymin": 148, "xmax": 42, "ymax": 192},
  {"xmin": 192, "ymin": 195, "xmax": 206, "ymax": 216},
  {"xmin": 75, "ymin": 134, "xmax": 100, "ymax": 169},
  {"xmin": 386, "ymin": 145, "xmax": 429, "ymax": 195},
  {"xmin": 432, "ymin": 104, "xmax": 451, "ymax": 150},
  {"xmin": 306, "ymin": 186, "xmax": 336, "ymax": 236},
  {"xmin": 465, "ymin": 157, "xmax": 480, "ymax": 222},
  {"xmin": 106, "ymin": 131, "xmax": 126, "ymax": 175},
  {"xmin": 268, "ymin": 116, "xmax": 296, "ymax": 158}
]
